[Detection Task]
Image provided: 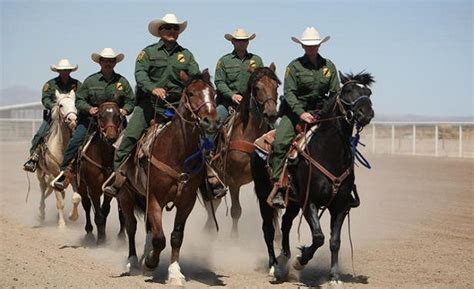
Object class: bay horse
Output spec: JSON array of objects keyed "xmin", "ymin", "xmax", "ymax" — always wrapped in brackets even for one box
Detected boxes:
[
  {"xmin": 118, "ymin": 70, "xmax": 219, "ymax": 285},
  {"xmin": 77, "ymin": 102, "xmax": 125, "ymax": 244},
  {"xmin": 36, "ymin": 90, "xmax": 80, "ymax": 228},
  {"xmin": 251, "ymin": 72, "xmax": 375, "ymax": 283},
  {"xmin": 203, "ymin": 64, "xmax": 280, "ymax": 235}
]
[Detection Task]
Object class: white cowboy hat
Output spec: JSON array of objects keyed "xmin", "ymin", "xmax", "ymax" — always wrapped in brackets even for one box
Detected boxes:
[
  {"xmin": 148, "ymin": 13, "xmax": 187, "ymax": 37},
  {"xmin": 91, "ymin": 48, "xmax": 124, "ymax": 63},
  {"xmin": 291, "ymin": 27, "xmax": 330, "ymax": 46},
  {"xmin": 50, "ymin": 59, "xmax": 78, "ymax": 72},
  {"xmin": 224, "ymin": 28, "xmax": 256, "ymax": 41}
]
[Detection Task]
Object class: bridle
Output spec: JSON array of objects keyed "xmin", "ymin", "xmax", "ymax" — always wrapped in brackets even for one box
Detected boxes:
[
  {"xmin": 96, "ymin": 102, "xmax": 123, "ymax": 139},
  {"xmin": 333, "ymin": 80, "xmax": 372, "ymax": 126},
  {"xmin": 249, "ymin": 76, "xmax": 278, "ymax": 124}
]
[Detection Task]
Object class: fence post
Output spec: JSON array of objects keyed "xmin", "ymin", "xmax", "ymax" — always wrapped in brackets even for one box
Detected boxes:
[
  {"xmin": 435, "ymin": 125, "xmax": 439, "ymax": 157},
  {"xmin": 459, "ymin": 125, "xmax": 463, "ymax": 158},
  {"xmin": 391, "ymin": 124, "xmax": 395, "ymax": 154},
  {"xmin": 372, "ymin": 123, "xmax": 376, "ymax": 153},
  {"xmin": 412, "ymin": 124, "xmax": 416, "ymax": 155}
]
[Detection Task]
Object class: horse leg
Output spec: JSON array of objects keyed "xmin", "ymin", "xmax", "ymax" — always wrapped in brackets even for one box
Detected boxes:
[
  {"xmin": 168, "ymin": 201, "xmax": 195, "ymax": 286},
  {"xmin": 230, "ymin": 184, "xmax": 242, "ymax": 238},
  {"xmin": 96, "ymin": 193, "xmax": 114, "ymax": 245},
  {"xmin": 116, "ymin": 199, "xmax": 126, "ymax": 240},
  {"xmin": 293, "ymin": 202, "xmax": 324, "ymax": 271},
  {"xmin": 329, "ymin": 209, "xmax": 348, "ymax": 282},
  {"xmin": 119, "ymin": 190, "xmax": 140, "ymax": 274},
  {"xmin": 256, "ymin": 192, "xmax": 279, "ymax": 277},
  {"xmin": 281, "ymin": 201, "xmax": 300, "ymax": 258},
  {"xmin": 69, "ymin": 189, "xmax": 82, "ymax": 222},
  {"xmin": 143, "ymin": 195, "xmax": 166, "ymax": 272},
  {"xmin": 90, "ymin": 190, "xmax": 105, "ymax": 245},
  {"xmin": 37, "ymin": 178, "xmax": 48, "ymax": 222},
  {"xmin": 54, "ymin": 189, "xmax": 66, "ymax": 228},
  {"xmin": 78, "ymin": 184, "xmax": 94, "ymax": 242}
]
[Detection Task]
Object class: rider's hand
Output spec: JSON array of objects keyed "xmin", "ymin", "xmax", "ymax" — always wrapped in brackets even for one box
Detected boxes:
[
  {"xmin": 299, "ymin": 112, "xmax": 316, "ymax": 124},
  {"xmin": 231, "ymin": 94, "xmax": 243, "ymax": 104},
  {"xmin": 152, "ymin": 88, "xmax": 167, "ymax": 100},
  {"xmin": 119, "ymin": 109, "xmax": 128, "ymax": 116},
  {"xmin": 89, "ymin": 107, "xmax": 98, "ymax": 116}
]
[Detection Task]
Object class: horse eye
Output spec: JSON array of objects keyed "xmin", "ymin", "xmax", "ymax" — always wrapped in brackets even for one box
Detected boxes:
[{"xmin": 59, "ymin": 104, "xmax": 63, "ymax": 108}]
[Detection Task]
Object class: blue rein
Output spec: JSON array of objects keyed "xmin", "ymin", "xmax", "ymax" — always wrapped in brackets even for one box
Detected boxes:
[
  {"xmin": 183, "ymin": 137, "xmax": 215, "ymax": 175},
  {"xmin": 350, "ymin": 130, "xmax": 372, "ymax": 169}
]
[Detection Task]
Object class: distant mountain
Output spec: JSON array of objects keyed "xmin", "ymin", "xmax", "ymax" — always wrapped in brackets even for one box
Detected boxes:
[{"xmin": 0, "ymin": 86, "xmax": 39, "ymax": 106}]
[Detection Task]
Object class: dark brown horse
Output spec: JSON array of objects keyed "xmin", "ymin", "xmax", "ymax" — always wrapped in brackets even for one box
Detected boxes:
[
  {"xmin": 203, "ymin": 64, "xmax": 280, "ymax": 235},
  {"xmin": 77, "ymin": 102, "xmax": 125, "ymax": 244},
  {"xmin": 118, "ymin": 70, "xmax": 219, "ymax": 285}
]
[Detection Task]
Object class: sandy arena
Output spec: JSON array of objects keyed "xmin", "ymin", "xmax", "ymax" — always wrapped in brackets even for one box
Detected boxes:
[{"xmin": 0, "ymin": 141, "xmax": 472, "ymax": 288}]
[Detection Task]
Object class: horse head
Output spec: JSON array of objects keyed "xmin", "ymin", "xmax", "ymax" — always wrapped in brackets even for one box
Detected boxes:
[
  {"xmin": 337, "ymin": 72, "xmax": 375, "ymax": 128},
  {"xmin": 243, "ymin": 63, "xmax": 280, "ymax": 126},
  {"xmin": 179, "ymin": 69, "xmax": 219, "ymax": 137},
  {"xmin": 97, "ymin": 102, "xmax": 122, "ymax": 142},
  {"xmin": 54, "ymin": 89, "xmax": 78, "ymax": 131}
]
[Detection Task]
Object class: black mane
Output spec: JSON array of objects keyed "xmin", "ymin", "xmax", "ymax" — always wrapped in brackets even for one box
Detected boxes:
[
  {"xmin": 183, "ymin": 69, "xmax": 214, "ymax": 88},
  {"xmin": 340, "ymin": 71, "xmax": 375, "ymax": 87}
]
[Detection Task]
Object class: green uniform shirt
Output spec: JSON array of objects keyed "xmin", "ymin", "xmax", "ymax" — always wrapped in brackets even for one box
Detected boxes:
[
  {"xmin": 135, "ymin": 40, "xmax": 200, "ymax": 111},
  {"xmin": 75, "ymin": 71, "xmax": 135, "ymax": 115},
  {"xmin": 283, "ymin": 54, "xmax": 340, "ymax": 116},
  {"xmin": 41, "ymin": 77, "xmax": 81, "ymax": 110},
  {"xmin": 214, "ymin": 51, "xmax": 263, "ymax": 104}
]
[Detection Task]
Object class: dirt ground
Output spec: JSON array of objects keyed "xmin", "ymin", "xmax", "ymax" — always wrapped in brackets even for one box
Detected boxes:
[{"xmin": 0, "ymin": 141, "xmax": 473, "ymax": 288}]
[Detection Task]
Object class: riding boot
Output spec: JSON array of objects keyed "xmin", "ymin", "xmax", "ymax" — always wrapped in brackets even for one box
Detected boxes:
[
  {"xmin": 268, "ymin": 182, "xmax": 286, "ymax": 209},
  {"xmin": 205, "ymin": 166, "xmax": 227, "ymax": 199},
  {"xmin": 103, "ymin": 171, "xmax": 126, "ymax": 197},
  {"xmin": 52, "ymin": 167, "xmax": 74, "ymax": 191},
  {"xmin": 23, "ymin": 147, "xmax": 40, "ymax": 172}
]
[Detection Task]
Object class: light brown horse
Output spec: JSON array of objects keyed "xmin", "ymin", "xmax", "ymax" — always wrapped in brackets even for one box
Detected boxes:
[
  {"xmin": 77, "ymin": 102, "xmax": 125, "ymax": 244},
  {"xmin": 118, "ymin": 70, "xmax": 219, "ymax": 285},
  {"xmin": 203, "ymin": 64, "xmax": 280, "ymax": 235}
]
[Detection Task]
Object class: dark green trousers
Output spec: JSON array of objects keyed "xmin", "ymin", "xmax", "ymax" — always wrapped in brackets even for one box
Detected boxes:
[
  {"xmin": 270, "ymin": 114, "xmax": 299, "ymax": 182},
  {"xmin": 29, "ymin": 120, "xmax": 50, "ymax": 154},
  {"xmin": 60, "ymin": 116, "xmax": 91, "ymax": 170}
]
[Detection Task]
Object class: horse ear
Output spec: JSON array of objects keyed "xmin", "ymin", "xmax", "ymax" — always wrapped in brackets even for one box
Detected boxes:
[
  {"xmin": 338, "ymin": 71, "xmax": 347, "ymax": 84},
  {"xmin": 55, "ymin": 89, "xmax": 60, "ymax": 98},
  {"xmin": 69, "ymin": 89, "xmax": 75, "ymax": 98},
  {"xmin": 180, "ymin": 70, "xmax": 189, "ymax": 82},
  {"xmin": 269, "ymin": 62, "xmax": 276, "ymax": 72},
  {"xmin": 201, "ymin": 69, "xmax": 210, "ymax": 83}
]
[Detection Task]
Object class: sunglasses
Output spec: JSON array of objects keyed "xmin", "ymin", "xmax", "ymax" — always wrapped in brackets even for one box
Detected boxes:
[{"xmin": 160, "ymin": 25, "xmax": 180, "ymax": 31}]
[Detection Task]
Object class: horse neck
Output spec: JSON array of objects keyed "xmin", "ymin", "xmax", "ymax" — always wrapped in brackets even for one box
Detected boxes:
[
  {"xmin": 45, "ymin": 116, "xmax": 72, "ymax": 157},
  {"xmin": 234, "ymin": 98, "xmax": 268, "ymax": 141}
]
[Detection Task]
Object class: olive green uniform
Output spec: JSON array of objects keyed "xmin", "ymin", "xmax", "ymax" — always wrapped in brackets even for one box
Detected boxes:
[
  {"xmin": 214, "ymin": 51, "xmax": 263, "ymax": 121},
  {"xmin": 29, "ymin": 77, "xmax": 81, "ymax": 154},
  {"xmin": 113, "ymin": 40, "xmax": 200, "ymax": 169},
  {"xmin": 271, "ymin": 54, "xmax": 340, "ymax": 181},
  {"xmin": 60, "ymin": 71, "xmax": 134, "ymax": 170}
]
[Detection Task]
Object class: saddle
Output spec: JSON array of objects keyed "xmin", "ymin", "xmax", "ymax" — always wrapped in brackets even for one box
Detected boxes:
[{"xmin": 136, "ymin": 120, "xmax": 171, "ymax": 160}]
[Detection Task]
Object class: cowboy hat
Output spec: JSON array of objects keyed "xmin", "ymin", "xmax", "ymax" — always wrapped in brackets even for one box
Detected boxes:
[
  {"xmin": 148, "ymin": 13, "xmax": 187, "ymax": 37},
  {"xmin": 91, "ymin": 48, "xmax": 124, "ymax": 63},
  {"xmin": 224, "ymin": 28, "xmax": 256, "ymax": 41},
  {"xmin": 50, "ymin": 59, "xmax": 78, "ymax": 72},
  {"xmin": 291, "ymin": 27, "xmax": 330, "ymax": 46}
]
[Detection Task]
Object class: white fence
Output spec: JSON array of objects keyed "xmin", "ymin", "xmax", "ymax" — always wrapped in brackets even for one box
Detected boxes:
[{"xmin": 1, "ymin": 118, "xmax": 473, "ymax": 158}]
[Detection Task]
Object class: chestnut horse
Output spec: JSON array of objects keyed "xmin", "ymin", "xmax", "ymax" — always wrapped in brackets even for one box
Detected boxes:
[
  {"xmin": 203, "ymin": 64, "xmax": 280, "ymax": 235},
  {"xmin": 251, "ymin": 72, "xmax": 375, "ymax": 283},
  {"xmin": 118, "ymin": 70, "xmax": 219, "ymax": 285},
  {"xmin": 77, "ymin": 102, "xmax": 125, "ymax": 244}
]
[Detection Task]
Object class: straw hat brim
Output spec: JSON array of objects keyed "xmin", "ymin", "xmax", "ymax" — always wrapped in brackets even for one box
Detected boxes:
[
  {"xmin": 291, "ymin": 35, "xmax": 330, "ymax": 46},
  {"xmin": 224, "ymin": 33, "xmax": 256, "ymax": 41},
  {"xmin": 91, "ymin": 53, "xmax": 125, "ymax": 64},
  {"xmin": 50, "ymin": 65, "xmax": 78, "ymax": 72},
  {"xmin": 148, "ymin": 20, "xmax": 187, "ymax": 37}
]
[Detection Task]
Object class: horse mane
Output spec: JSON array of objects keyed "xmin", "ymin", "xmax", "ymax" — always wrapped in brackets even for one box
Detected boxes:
[
  {"xmin": 240, "ymin": 67, "xmax": 281, "ymax": 128},
  {"xmin": 340, "ymin": 71, "xmax": 375, "ymax": 87}
]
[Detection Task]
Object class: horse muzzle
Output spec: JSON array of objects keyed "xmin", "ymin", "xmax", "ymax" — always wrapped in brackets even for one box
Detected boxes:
[
  {"xmin": 199, "ymin": 116, "xmax": 219, "ymax": 136},
  {"xmin": 66, "ymin": 114, "xmax": 77, "ymax": 130}
]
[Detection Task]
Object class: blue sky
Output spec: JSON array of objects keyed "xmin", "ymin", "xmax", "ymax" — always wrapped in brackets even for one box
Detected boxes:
[{"xmin": 1, "ymin": 0, "xmax": 472, "ymax": 117}]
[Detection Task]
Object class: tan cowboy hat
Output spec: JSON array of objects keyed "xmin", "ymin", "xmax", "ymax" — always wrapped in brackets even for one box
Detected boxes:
[
  {"xmin": 291, "ymin": 27, "xmax": 330, "ymax": 46},
  {"xmin": 148, "ymin": 13, "xmax": 187, "ymax": 37},
  {"xmin": 224, "ymin": 28, "xmax": 256, "ymax": 41},
  {"xmin": 50, "ymin": 59, "xmax": 78, "ymax": 72},
  {"xmin": 91, "ymin": 48, "xmax": 124, "ymax": 63}
]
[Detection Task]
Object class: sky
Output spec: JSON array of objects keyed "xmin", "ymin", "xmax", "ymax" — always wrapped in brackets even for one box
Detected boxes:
[{"xmin": 1, "ymin": 0, "xmax": 472, "ymax": 117}]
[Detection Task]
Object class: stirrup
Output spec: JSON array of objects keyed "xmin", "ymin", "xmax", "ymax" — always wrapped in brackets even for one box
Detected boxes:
[
  {"xmin": 267, "ymin": 183, "xmax": 286, "ymax": 209},
  {"xmin": 103, "ymin": 185, "xmax": 118, "ymax": 197},
  {"xmin": 23, "ymin": 159, "xmax": 37, "ymax": 172}
]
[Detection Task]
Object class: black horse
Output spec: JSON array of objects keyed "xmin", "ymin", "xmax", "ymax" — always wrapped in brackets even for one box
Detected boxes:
[{"xmin": 251, "ymin": 71, "xmax": 375, "ymax": 282}]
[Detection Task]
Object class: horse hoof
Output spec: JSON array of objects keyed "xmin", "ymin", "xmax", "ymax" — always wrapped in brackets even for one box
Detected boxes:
[
  {"xmin": 126, "ymin": 256, "xmax": 141, "ymax": 275},
  {"xmin": 329, "ymin": 279, "xmax": 343, "ymax": 288},
  {"xmin": 167, "ymin": 277, "xmax": 186, "ymax": 286},
  {"xmin": 274, "ymin": 255, "xmax": 290, "ymax": 281},
  {"xmin": 84, "ymin": 233, "xmax": 95, "ymax": 246},
  {"xmin": 58, "ymin": 221, "xmax": 66, "ymax": 229},
  {"xmin": 268, "ymin": 265, "xmax": 275, "ymax": 277},
  {"xmin": 293, "ymin": 255, "xmax": 305, "ymax": 271},
  {"xmin": 167, "ymin": 261, "xmax": 185, "ymax": 286},
  {"xmin": 37, "ymin": 213, "xmax": 45, "ymax": 223},
  {"xmin": 68, "ymin": 211, "xmax": 79, "ymax": 221}
]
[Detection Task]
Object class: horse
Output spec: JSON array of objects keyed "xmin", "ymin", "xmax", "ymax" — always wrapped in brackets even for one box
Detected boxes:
[
  {"xmin": 203, "ymin": 64, "xmax": 280, "ymax": 235},
  {"xmin": 76, "ymin": 102, "xmax": 125, "ymax": 244},
  {"xmin": 36, "ymin": 90, "xmax": 80, "ymax": 228},
  {"xmin": 118, "ymin": 70, "xmax": 219, "ymax": 285},
  {"xmin": 251, "ymin": 72, "xmax": 375, "ymax": 283}
]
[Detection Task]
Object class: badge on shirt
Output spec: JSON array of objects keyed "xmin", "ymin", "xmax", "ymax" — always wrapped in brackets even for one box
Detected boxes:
[
  {"xmin": 177, "ymin": 53, "xmax": 186, "ymax": 63},
  {"xmin": 322, "ymin": 67, "xmax": 331, "ymax": 78},
  {"xmin": 249, "ymin": 59, "xmax": 257, "ymax": 69},
  {"xmin": 43, "ymin": 83, "xmax": 49, "ymax": 92},
  {"xmin": 116, "ymin": 82, "xmax": 123, "ymax": 91},
  {"xmin": 137, "ymin": 51, "xmax": 146, "ymax": 62}
]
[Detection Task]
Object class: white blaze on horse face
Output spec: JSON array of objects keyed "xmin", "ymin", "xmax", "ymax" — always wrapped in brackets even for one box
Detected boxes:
[
  {"xmin": 356, "ymin": 83, "xmax": 365, "ymax": 88},
  {"xmin": 202, "ymin": 87, "xmax": 213, "ymax": 113},
  {"xmin": 106, "ymin": 108, "xmax": 114, "ymax": 113}
]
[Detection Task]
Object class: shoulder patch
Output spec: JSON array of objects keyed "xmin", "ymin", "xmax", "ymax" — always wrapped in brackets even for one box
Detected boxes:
[
  {"xmin": 43, "ymin": 83, "xmax": 49, "ymax": 92},
  {"xmin": 137, "ymin": 51, "xmax": 146, "ymax": 62},
  {"xmin": 322, "ymin": 67, "xmax": 331, "ymax": 78},
  {"xmin": 176, "ymin": 53, "xmax": 186, "ymax": 63}
]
